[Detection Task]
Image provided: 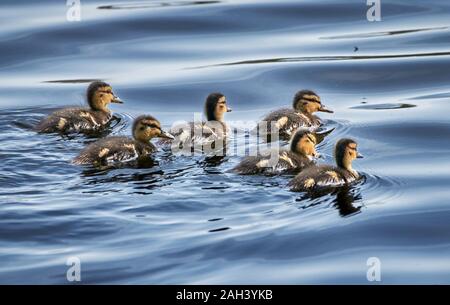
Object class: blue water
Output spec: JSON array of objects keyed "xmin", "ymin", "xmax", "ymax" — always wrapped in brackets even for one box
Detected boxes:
[{"xmin": 1, "ymin": 0, "xmax": 450, "ymax": 284}]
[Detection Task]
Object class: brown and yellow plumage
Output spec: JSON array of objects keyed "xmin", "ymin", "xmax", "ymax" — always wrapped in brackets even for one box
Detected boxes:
[
  {"xmin": 35, "ymin": 81, "xmax": 123, "ymax": 135},
  {"xmin": 289, "ymin": 138, "xmax": 363, "ymax": 192},
  {"xmin": 257, "ymin": 90, "xmax": 333, "ymax": 142},
  {"xmin": 73, "ymin": 115, "xmax": 173, "ymax": 166}
]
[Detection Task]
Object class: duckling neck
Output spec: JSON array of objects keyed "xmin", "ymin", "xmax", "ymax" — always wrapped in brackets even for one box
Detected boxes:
[
  {"xmin": 135, "ymin": 137, "xmax": 151, "ymax": 146},
  {"xmin": 295, "ymin": 109, "xmax": 314, "ymax": 121},
  {"xmin": 338, "ymin": 159, "xmax": 358, "ymax": 177},
  {"xmin": 208, "ymin": 113, "xmax": 224, "ymax": 122},
  {"xmin": 90, "ymin": 99, "xmax": 110, "ymax": 113},
  {"xmin": 93, "ymin": 106, "xmax": 110, "ymax": 114},
  {"xmin": 133, "ymin": 138, "xmax": 155, "ymax": 155},
  {"xmin": 291, "ymin": 148, "xmax": 309, "ymax": 160}
]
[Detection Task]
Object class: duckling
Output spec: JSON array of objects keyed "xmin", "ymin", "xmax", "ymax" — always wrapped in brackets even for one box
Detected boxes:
[
  {"xmin": 169, "ymin": 92, "xmax": 232, "ymax": 152},
  {"xmin": 289, "ymin": 138, "xmax": 363, "ymax": 192},
  {"xmin": 232, "ymin": 129, "xmax": 318, "ymax": 175},
  {"xmin": 35, "ymin": 81, "xmax": 123, "ymax": 134},
  {"xmin": 258, "ymin": 90, "xmax": 333, "ymax": 142},
  {"xmin": 73, "ymin": 115, "xmax": 174, "ymax": 166}
]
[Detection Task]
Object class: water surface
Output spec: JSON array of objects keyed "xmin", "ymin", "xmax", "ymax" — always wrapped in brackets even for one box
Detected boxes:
[{"xmin": 1, "ymin": 0, "xmax": 450, "ymax": 284}]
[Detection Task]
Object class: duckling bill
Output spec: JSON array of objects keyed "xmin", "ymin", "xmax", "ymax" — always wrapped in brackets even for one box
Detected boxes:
[
  {"xmin": 232, "ymin": 129, "xmax": 318, "ymax": 175},
  {"xmin": 258, "ymin": 90, "xmax": 333, "ymax": 142},
  {"xmin": 35, "ymin": 81, "xmax": 123, "ymax": 135},
  {"xmin": 73, "ymin": 115, "xmax": 173, "ymax": 166},
  {"xmin": 289, "ymin": 138, "xmax": 363, "ymax": 192}
]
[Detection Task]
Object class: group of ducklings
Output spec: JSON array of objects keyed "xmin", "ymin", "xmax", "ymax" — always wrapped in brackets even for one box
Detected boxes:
[{"xmin": 36, "ymin": 81, "xmax": 363, "ymax": 193}]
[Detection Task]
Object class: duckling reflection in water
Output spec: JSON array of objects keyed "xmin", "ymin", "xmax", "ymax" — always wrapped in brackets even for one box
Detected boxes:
[
  {"xmin": 36, "ymin": 81, "xmax": 123, "ymax": 135},
  {"xmin": 289, "ymin": 138, "xmax": 363, "ymax": 192},
  {"xmin": 297, "ymin": 185, "xmax": 363, "ymax": 217},
  {"xmin": 257, "ymin": 90, "xmax": 333, "ymax": 142},
  {"xmin": 73, "ymin": 115, "xmax": 174, "ymax": 166},
  {"xmin": 165, "ymin": 92, "xmax": 232, "ymax": 155},
  {"xmin": 232, "ymin": 129, "xmax": 319, "ymax": 175}
]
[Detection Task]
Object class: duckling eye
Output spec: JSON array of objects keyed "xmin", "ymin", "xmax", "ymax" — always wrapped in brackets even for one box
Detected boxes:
[{"xmin": 140, "ymin": 126, "xmax": 146, "ymax": 131}]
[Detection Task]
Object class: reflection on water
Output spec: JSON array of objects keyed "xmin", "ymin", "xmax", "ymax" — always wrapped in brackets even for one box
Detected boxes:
[
  {"xmin": 297, "ymin": 186, "xmax": 363, "ymax": 217},
  {"xmin": 1, "ymin": 0, "xmax": 450, "ymax": 284},
  {"xmin": 334, "ymin": 187, "xmax": 362, "ymax": 217},
  {"xmin": 295, "ymin": 178, "xmax": 365, "ymax": 217}
]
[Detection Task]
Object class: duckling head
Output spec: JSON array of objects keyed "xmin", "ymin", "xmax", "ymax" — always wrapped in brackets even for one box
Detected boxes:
[
  {"xmin": 290, "ymin": 128, "xmax": 318, "ymax": 159},
  {"xmin": 292, "ymin": 90, "xmax": 333, "ymax": 114},
  {"xmin": 334, "ymin": 138, "xmax": 363, "ymax": 171},
  {"xmin": 132, "ymin": 115, "xmax": 174, "ymax": 143},
  {"xmin": 87, "ymin": 81, "xmax": 123, "ymax": 112},
  {"xmin": 204, "ymin": 92, "xmax": 231, "ymax": 122}
]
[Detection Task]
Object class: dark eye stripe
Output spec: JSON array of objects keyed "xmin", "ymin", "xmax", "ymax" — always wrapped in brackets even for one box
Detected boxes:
[
  {"xmin": 306, "ymin": 135, "xmax": 316, "ymax": 144},
  {"xmin": 301, "ymin": 98, "xmax": 321, "ymax": 105}
]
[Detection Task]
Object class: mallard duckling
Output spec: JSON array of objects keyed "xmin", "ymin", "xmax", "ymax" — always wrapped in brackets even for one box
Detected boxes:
[
  {"xmin": 36, "ymin": 81, "xmax": 123, "ymax": 134},
  {"xmin": 169, "ymin": 92, "xmax": 232, "ymax": 152},
  {"xmin": 73, "ymin": 115, "xmax": 174, "ymax": 165},
  {"xmin": 289, "ymin": 138, "xmax": 363, "ymax": 192},
  {"xmin": 258, "ymin": 90, "xmax": 333, "ymax": 142},
  {"xmin": 232, "ymin": 129, "xmax": 318, "ymax": 175}
]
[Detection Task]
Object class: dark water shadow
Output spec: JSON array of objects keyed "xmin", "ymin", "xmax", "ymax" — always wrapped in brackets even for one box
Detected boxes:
[
  {"xmin": 292, "ymin": 171, "xmax": 404, "ymax": 218},
  {"xmin": 97, "ymin": 1, "xmax": 221, "ymax": 10},
  {"xmin": 296, "ymin": 184, "xmax": 363, "ymax": 217},
  {"xmin": 42, "ymin": 79, "xmax": 103, "ymax": 84},
  {"xmin": 406, "ymin": 91, "xmax": 450, "ymax": 100},
  {"xmin": 350, "ymin": 103, "xmax": 416, "ymax": 110},
  {"xmin": 321, "ymin": 26, "xmax": 449, "ymax": 40},
  {"xmin": 189, "ymin": 51, "xmax": 450, "ymax": 69}
]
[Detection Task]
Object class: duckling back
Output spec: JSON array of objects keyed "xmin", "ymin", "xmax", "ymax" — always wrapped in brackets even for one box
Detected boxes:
[
  {"xmin": 167, "ymin": 120, "xmax": 229, "ymax": 153},
  {"xmin": 36, "ymin": 107, "xmax": 112, "ymax": 134},
  {"xmin": 258, "ymin": 108, "xmax": 320, "ymax": 142},
  {"xmin": 73, "ymin": 136, "xmax": 155, "ymax": 165},
  {"xmin": 233, "ymin": 149, "xmax": 313, "ymax": 175},
  {"xmin": 36, "ymin": 81, "xmax": 122, "ymax": 135},
  {"xmin": 289, "ymin": 165, "xmax": 358, "ymax": 192}
]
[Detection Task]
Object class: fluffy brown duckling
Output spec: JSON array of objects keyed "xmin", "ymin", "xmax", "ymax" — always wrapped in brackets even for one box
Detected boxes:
[
  {"xmin": 168, "ymin": 92, "xmax": 232, "ymax": 151},
  {"xmin": 73, "ymin": 115, "xmax": 174, "ymax": 166},
  {"xmin": 35, "ymin": 81, "xmax": 123, "ymax": 134},
  {"xmin": 289, "ymin": 138, "xmax": 363, "ymax": 192},
  {"xmin": 258, "ymin": 90, "xmax": 333, "ymax": 142},
  {"xmin": 232, "ymin": 129, "xmax": 318, "ymax": 175}
]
